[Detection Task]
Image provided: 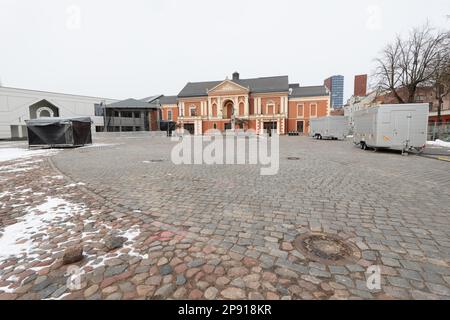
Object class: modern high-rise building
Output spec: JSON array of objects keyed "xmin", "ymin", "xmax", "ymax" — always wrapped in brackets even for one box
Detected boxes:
[{"xmin": 324, "ymin": 75, "xmax": 344, "ymax": 108}]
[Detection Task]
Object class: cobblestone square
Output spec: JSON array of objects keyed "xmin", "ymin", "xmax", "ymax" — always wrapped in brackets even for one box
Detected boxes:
[{"xmin": 1, "ymin": 135, "xmax": 449, "ymax": 300}]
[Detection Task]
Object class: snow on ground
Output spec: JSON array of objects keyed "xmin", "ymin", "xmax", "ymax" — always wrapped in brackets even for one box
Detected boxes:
[
  {"xmin": 80, "ymin": 143, "xmax": 121, "ymax": 149},
  {"xmin": 81, "ymin": 224, "xmax": 147, "ymax": 271},
  {"xmin": 427, "ymin": 140, "xmax": 450, "ymax": 148},
  {"xmin": 0, "ymin": 148, "xmax": 59, "ymax": 163},
  {"xmin": 0, "ymin": 196, "xmax": 86, "ymax": 263}
]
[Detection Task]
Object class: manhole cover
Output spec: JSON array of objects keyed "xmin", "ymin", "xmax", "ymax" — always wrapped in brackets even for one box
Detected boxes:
[
  {"xmin": 287, "ymin": 157, "xmax": 301, "ymax": 161},
  {"xmin": 294, "ymin": 233, "xmax": 360, "ymax": 265}
]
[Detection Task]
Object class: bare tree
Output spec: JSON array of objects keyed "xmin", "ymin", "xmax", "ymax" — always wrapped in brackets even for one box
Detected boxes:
[
  {"xmin": 374, "ymin": 23, "xmax": 450, "ymax": 103},
  {"xmin": 433, "ymin": 61, "xmax": 450, "ymax": 138}
]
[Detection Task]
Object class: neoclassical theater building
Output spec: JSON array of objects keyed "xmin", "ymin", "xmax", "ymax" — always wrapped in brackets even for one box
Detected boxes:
[{"xmin": 160, "ymin": 72, "xmax": 330, "ymax": 135}]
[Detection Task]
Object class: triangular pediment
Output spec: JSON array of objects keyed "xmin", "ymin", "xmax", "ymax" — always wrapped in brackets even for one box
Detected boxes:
[{"xmin": 208, "ymin": 80, "xmax": 249, "ymax": 95}]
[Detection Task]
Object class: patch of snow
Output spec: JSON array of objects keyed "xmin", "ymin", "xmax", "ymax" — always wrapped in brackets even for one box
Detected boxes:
[
  {"xmin": 45, "ymin": 292, "xmax": 71, "ymax": 300},
  {"xmin": 0, "ymin": 191, "xmax": 10, "ymax": 198},
  {"xmin": 0, "ymin": 166, "xmax": 39, "ymax": 173},
  {"xmin": 66, "ymin": 182, "xmax": 86, "ymax": 188},
  {"xmin": 80, "ymin": 143, "xmax": 120, "ymax": 149},
  {"xmin": 427, "ymin": 140, "xmax": 450, "ymax": 148},
  {"xmin": 0, "ymin": 197, "xmax": 86, "ymax": 262},
  {"xmin": 0, "ymin": 148, "xmax": 58, "ymax": 163}
]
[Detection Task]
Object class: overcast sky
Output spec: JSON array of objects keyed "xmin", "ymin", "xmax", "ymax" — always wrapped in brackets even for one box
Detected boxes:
[{"xmin": 0, "ymin": 0, "xmax": 449, "ymax": 101}]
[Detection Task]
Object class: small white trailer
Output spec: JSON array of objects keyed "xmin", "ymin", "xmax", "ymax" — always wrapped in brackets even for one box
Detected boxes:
[
  {"xmin": 353, "ymin": 103, "xmax": 429, "ymax": 153},
  {"xmin": 310, "ymin": 116, "xmax": 348, "ymax": 140}
]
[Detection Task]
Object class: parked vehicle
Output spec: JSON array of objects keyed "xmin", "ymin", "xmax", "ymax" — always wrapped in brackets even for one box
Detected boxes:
[
  {"xmin": 310, "ymin": 116, "xmax": 348, "ymax": 140},
  {"xmin": 353, "ymin": 103, "xmax": 429, "ymax": 153}
]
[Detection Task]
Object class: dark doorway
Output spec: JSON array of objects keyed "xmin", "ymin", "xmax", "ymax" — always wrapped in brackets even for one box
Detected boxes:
[
  {"xmin": 224, "ymin": 123, "xmax": 232, "ymax": 131},
  {"xmin": 297, "ymin": 121, "xmax": 304, "ymax": 134},
  {"xmin": 263, "ymin": 122, "xmax": 277, "ymax": 136},
  {"xmin": 184, "ymin": 123, "xmax": 195, "ymax": 135}
]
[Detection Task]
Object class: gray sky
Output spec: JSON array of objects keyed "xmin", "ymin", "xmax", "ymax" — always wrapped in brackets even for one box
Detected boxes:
[{"xmin": 0, "ymin": 0, "xmax": 449, "ymax": 101}]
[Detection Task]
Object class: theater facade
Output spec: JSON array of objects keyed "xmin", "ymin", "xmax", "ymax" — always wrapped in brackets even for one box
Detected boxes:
[{"xmin": 161, "ymin": 72, "xmax": 331, "ymax": 135}]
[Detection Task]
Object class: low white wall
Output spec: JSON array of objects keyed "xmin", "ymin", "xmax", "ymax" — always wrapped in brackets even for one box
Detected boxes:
[{"xmin": 0, "ymin": 86, "xmax": 117, "ymax": 139}]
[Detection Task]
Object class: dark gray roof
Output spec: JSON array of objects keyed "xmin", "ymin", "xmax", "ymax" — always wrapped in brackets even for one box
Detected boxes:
[
  {"xmin": 159, "ymin": 95, "xmax": 178, "ymax": 105},
  {"xmin": 140, "ymin": 95, "xmax": 163, "ymax": 103},
  {"xmin": 178, "ymin": 76, "xmax": 289, "ymax": 98},
  {"xmin": 290, "ymin": 85, "xmax": 329, "ymax": 98},
  {"xmin": 106, "ymin": 98, "xmax": 157, "ymax": 109}
]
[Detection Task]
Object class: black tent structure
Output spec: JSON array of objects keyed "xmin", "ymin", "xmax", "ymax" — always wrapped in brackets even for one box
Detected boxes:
[
  {"xmin": 159, "ymin": 120, "xmax": 177, "ymax": 136},
  {"xmin": 26, "ymin": 117, "xmax": 93, "ymax": 148}
]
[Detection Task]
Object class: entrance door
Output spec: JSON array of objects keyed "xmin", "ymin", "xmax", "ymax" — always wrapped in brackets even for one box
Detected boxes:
[
  {"xmin": 263, "ymin": 122, "xmax": 278, "ymax": 136},
  {"xmin": 392, "ymin": 111, "xmax": 412, "ymax": 146},
  {"xmin": 296, "ymin": 121, "xmax": 304, "ymax": 134},
  {"xmin": 224, "ymin": 123, "xmax": 232, "ymax": 131},
  {"xmin": 184, "ymin": 123, "xmax": 195, "ymax": 135}
]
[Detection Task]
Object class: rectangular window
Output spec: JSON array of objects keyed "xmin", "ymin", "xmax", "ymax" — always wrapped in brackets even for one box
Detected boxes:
[
  {"xmin": 94, "ymin": 104, "xmax": 104, "ymax": 117},
  {"xmin": 190, "ymin": 107, "xmax": 197, "ymax": 117},
  {"xmin": 415, "ymin": 95, "xmax": 424, "ymax": 103},
  {"xmin": 121, "ymin": 111, "xmax": 133, "ymax": 118},
  {"xmin": 134, "ymin": 112, "xmax": 141, "ymax": 118},
  {"xmin": 167, "ymin": 110, "xmax": 173, "ymax": 121},
  {"xmin": 297, "ymin": 104, "xmax": 304, "ymax": 117},
  {"xmin": 310, "ymin": 104, "xmax": 317, "ymax": 117},
  {"xmin": 267, "ymin": 104, "xmax": 274, "ymax": 114}
]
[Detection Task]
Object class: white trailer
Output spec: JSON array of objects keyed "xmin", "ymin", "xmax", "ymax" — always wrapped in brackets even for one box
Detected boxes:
[
  {"xmin": 310, "ymin": 116, "xmax": 348, "ymax": 140},
  {"xmin": 353, "ymin": 103, "xmax": 429, "ymax": 152}
]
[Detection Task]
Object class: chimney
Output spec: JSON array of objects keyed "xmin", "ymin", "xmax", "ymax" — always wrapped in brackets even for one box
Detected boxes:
[
  {"xmin": 354, "ymin": 74, "xmax": 367, "ymax": 97},
  {"xmin": 232, "ymin": 71, "xmax": 240, "ymax": 81}
]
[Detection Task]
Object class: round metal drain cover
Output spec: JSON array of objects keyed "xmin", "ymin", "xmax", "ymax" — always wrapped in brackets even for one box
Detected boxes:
[
  {"xmin": 294, "ymin": 233, "xmax": 360, "ymax": 265},
  {"xmin": 287, "ymin": 157, "xmax": 301, "ymax": 161}
]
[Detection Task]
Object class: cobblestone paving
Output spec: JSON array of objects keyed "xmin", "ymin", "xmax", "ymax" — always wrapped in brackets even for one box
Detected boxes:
[{"xmin": 0, "ymin": 135, "xmax": 449, "ymax": 300}]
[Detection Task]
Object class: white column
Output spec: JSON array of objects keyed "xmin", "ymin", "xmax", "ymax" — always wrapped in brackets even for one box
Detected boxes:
[
  {"xmin": 208, "ymin": 98, "xmax": 212, "ymax": 118},
  {"xmin": 180, "ymin": 102, "xmax": 185, "ymax": 117},
  {"xmin": 234, "ymin": 97, "xmax": 238, "ymax": 116},
  {"xmin": 245, "ymin": 96, "xmax": 249, "ymax": 116},
  {"xmin": 218, "ymin": 97, "xmax": 223, "ymax": 118},
  {"xmin": 285, "ymin": 96, "xmax": 288, "ymax": 115}
]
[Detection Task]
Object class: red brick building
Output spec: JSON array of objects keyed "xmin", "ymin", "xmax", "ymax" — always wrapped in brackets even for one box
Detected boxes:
[
  {"xmin": 160, "ymin": 72, "xmax": 330, "ymax": 135},
  {"xmin": 375, "ymin": 86, "xmax": 450, "ymax": 124},
  {"xmin": 354, "ymin": 74, "xmax": 367, "ymax": 97}
]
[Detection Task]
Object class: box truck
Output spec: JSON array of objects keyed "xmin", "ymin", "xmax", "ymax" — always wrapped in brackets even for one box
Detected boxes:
[
  {"xmin": 353, "ymin": 103, "xmax": 429, "ymax": 153},
  {"xmin": 310, "ymin": 116, "xmax": 348, "ymax": 140}
]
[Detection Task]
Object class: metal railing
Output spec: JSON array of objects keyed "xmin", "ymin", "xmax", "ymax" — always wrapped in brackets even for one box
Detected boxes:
[{"xmin": 428, "ymin": 123, "xmax": 450, "ymax": 141}]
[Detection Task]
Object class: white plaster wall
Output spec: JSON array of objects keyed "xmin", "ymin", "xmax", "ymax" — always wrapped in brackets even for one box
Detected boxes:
[{"xmin": 0, "ymin": 87, "xmax": 117, "ymax": 139}]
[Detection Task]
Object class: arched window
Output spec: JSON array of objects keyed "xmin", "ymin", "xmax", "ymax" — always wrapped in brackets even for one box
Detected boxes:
[
  {"xmin": 212, "ymin": 104, "xmax": 217, "ymax": 117},
  {"xmin": 36, "ymin": 106, "xmax": 55, "ymax": 118},
  {"xmin": 239, "ymin": 102, "xmax": 245, "ymax": 116}
]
